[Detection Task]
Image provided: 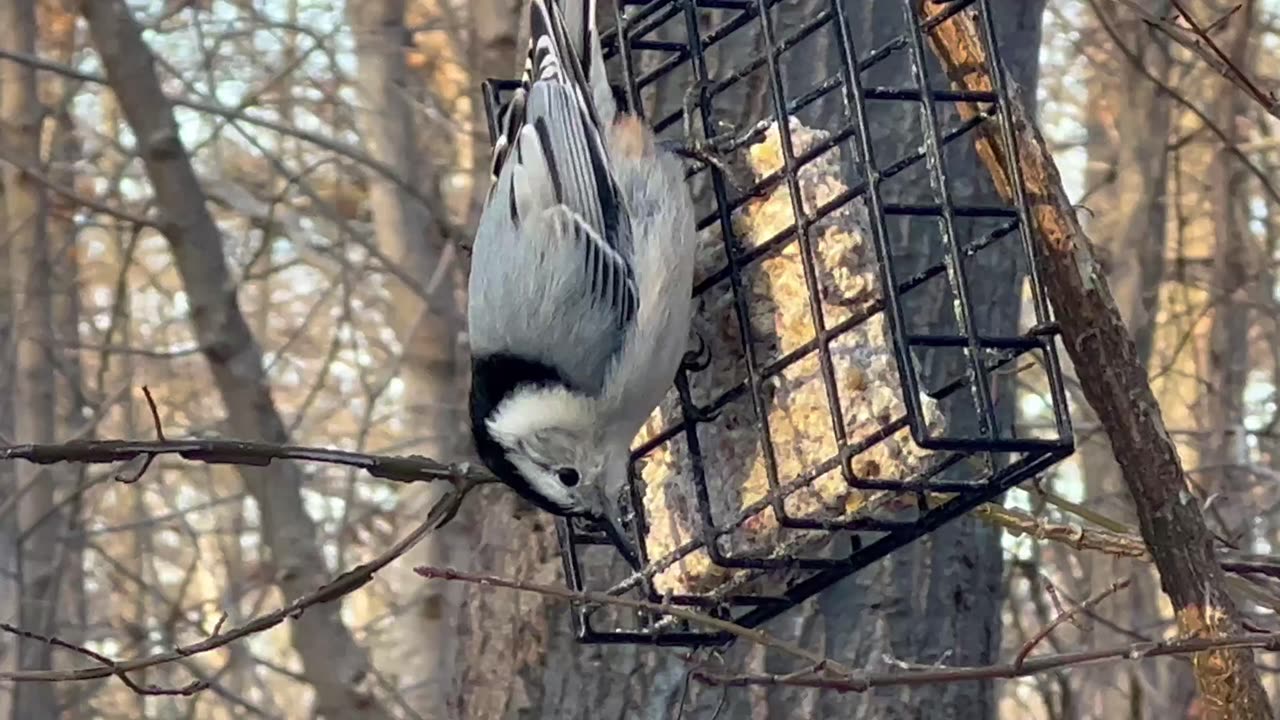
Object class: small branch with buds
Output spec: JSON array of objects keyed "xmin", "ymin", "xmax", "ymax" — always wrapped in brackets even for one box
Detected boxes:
[
  {"xmin": 0, "ymin": 481, "xmax": 476, "ymax": 687},
  {"xmin": 418, "ymin": 563, "xmax": 1280, "ymax": 696},
  {"xmin": 0, "ymin": 387, "xmax": 492, "ymax": 692},
  {"xmin": 1117, "ymin": 0, "xmax": 1278, "ymax": 119},
  {"xmin": 0, "ymin": 437, "xmax": 494, "ymax": 488},
  {"xmin": 692, "ymin": 628, "xmax": 1280, "ymax": 692}
]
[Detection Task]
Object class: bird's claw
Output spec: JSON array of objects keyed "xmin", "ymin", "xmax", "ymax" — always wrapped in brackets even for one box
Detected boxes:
[
  {"xmin": 662, "ymin": 142, "xmax": 759, "ymax": 196},
  {"xmin": 682, "ymin": 79, "xmax": 716, "ymax": 145},
  {"xmin": 597, "ymin": 508, "xmax": 642, "ymax": 571},
  {"xmin": 657, "ymin": 80, "xmax": 760, "ymax": 195}
]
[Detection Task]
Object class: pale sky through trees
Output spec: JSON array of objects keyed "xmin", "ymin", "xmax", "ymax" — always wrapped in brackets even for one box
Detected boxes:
[{"xmin": 3, "ymin": 0, "xmax": 1280, "ymax": 718}]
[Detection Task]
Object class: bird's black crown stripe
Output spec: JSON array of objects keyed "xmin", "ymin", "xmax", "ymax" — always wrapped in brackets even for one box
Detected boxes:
[{"xmin": 469, "ymin": 352, "xmax": 584, "ymax": 516}]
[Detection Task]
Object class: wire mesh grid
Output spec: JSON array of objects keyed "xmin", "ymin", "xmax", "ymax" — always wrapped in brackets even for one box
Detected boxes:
[{"xmin": 480, "ymin": 0, "xmax": 1074, "ymax": 646}]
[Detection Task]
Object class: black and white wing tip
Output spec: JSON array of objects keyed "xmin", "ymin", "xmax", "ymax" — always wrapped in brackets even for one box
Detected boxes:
[{"xmin": 490, "ymin": 0, "xmax": 604, "ymax": 185}]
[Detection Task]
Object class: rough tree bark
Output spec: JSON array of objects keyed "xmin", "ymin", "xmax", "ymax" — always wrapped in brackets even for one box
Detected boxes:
[
  {"xmin": 346, "ymin": 0, "xmax": 469, "ymax": 717},
  {"xmin": 77, "ymin": 2, "xmax": 394, "ymax": 717},
  {"xmin": 0, "ymin": 0, "xmax": 59, "ymax": 717},
  {"xmin": 919, "ymin": 3, "xmax": 1272, "ymax": 717},
  {"xmin": 451, "ymin": 2, "xmax": 1043, "ymax": 718}
]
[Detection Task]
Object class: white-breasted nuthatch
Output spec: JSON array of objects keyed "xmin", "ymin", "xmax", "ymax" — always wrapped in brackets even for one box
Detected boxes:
[{"xmin": 467, "ymin": 0, "xmax": 698, "ymax": 567}]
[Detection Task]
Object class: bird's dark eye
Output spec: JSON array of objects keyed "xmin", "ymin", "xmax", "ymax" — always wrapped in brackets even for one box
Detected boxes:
[{"xmin": 556, "ymin": 468, "xmax": 580, "ymax": 487}]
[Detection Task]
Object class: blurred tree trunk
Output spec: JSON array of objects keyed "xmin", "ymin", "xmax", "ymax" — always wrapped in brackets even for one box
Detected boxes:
[
  {"xmin": 0, "ymin": 63, "xmax": 15, "ymax": 720},
  {"xmin": 40, "ymin": 4, "xmax": 87, "ymax": 709},
  {"xmin": 80, "ymin": 2, "xmax": 394, "ymax": 717},
  {"xmin": 1257, "ymin": 104, "xmax": 1280, "ymax": 707},
  {"xmin": 1151, "ymin": 0, "xmax": 1259, "ymax": 555},
  {"xmin": 1200, "ymin": 0, "xmax": 1256, "ymax": 546},
  {"xmin": 92, "ymin": 90, "xmax": 153, "ymax": 718},
  {"xmin": 1191, "ymin": 6, "xmax": 1261, "ymax": 707},
  {"xmin": 347, "ymin": 1, "xmax": 469, "ymax": 717},
  {"xmin": 466, "ymin": 0, "xmax": 522, "ymax": 227},
  {"xmin": 1076, "ymin": 2, "xmax": 1188, "ymax": 717},
  {"xmin": 1, "ymin": 0, "xmax": 59, "ymax": 717},
  {"xmin": 450, "ymin": 2, "xmax": 1045, "ymax": 718}
]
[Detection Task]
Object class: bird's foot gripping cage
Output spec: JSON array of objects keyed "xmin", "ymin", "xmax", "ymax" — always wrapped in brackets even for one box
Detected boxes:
[{"xmin": 481, "ymin": 0, "xmax": 1074, "ymax": 646}]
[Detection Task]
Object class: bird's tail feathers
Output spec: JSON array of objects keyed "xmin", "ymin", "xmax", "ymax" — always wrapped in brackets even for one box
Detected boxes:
[
  {"xmin": 554, "ymin": 0, "xmax": 615, "ymax": 124},
  {"xmin": 490, "ymin": 0, "xmax": 617, "ymax": 186},
  {"xmin": 524, "ymin": 1, "xmax": 616, "ymax": 126}
]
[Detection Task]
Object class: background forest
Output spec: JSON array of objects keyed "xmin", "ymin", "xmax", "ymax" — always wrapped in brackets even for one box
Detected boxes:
[{"xmin": 1, "ymin": 0, "xmax": 1278, "ymax": 718}]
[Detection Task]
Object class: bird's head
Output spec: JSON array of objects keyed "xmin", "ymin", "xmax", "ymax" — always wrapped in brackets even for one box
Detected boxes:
[{"xmin": 478, "ymin": 382, "xmax": 640, "ymax": 567}]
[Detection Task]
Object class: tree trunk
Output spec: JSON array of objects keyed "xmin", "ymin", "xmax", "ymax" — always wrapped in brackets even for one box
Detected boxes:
[
  {"xmin": 793, "ymin": 3, "xmax": 1044, "ymax": 717},
  {"xmin": 346, "ymin": 1, "xmax": 470, "ymax": 717},
  {"xmin": 41, "ymin": 6, "xmax": 88, "ymax": 709},
  {"xmin": 0, "ymin": 72, "xmax": 15, "ymax": 720},
  {"xmin": 79, "ymin": 2, "xmax": 393, "ymax": 717},
  {"xmin": 1, "ymin": 0, "xmax": 59, "ymax": 716}
]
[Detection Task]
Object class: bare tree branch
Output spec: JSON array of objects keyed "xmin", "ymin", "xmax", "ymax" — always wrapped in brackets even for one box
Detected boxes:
[
  {"xmin": 1014, "ymin": 576, "xmax": 1134, "ymax": 669},
  {"xmin": 692, "ymin": 629, "xmax": 1280, "ymax": 693},
  {"xmin": 413, "ymin": 565, "xmax": 854, "ymax": 675},
  {"xmin": 1, "ymin": 438, "xmax": 491, "ymax": 488},
  {"xmin": 0, "ymin": 480, "xmax": 473, "ymax": 686},
  {"xmin": 0, "ymin": 44, "xmax": 458, "ymax": 242},
  {"xmin": 417, "ymin": 564, "xmax": 1280, "ymax": 698}
]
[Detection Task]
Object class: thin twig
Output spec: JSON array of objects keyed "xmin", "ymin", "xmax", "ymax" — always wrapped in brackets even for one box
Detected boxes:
[
  {"xmin": 0, "ymin": 438, "xmax": 494, "ymax": 487},
  {"xmin": 0, "ymin": 479, "xmax": 477, "ymax": 685},
  {"xmin": 115, "ymin": 387, "xmax": 166, "ymax": 483},
  {"xmin": 694, "ymin": 630, "xmax": 1280, "ymax": 693},
  {"xmin": 1120, "ymin": 0, "xmax": 1279, "ymax": 118},
  {"xmin": 1165, "ymin": 1, "xmax": 1269, "ymax": 102},
  {"xmin": 0, "ymin": 148, "xmax": 158, "ymax": 227},
  {"xmin": 975, "ymin": 501, "xmax": 1148, "ymax": 558},
  {"xmin": 413, "ymin": 565, "xmax": 853, "ymax": 675},
  {"xmin": 141, "ymin": 386, "xmax": 164, "ymax": 442},
  {"xmin": 0, "ymin": 621, "xmax": 207, "ymax": 696},
  {"xmin": 0, "ymin": 46, "xmax": 458, "ymax": 241},
  {"xmin": 1040, "ymin": 578, "xmax": 1085, "ymax": 633},
  {"xmin": 1014, "ymin": 576, "xmax": 1134, "ymax": 669}
]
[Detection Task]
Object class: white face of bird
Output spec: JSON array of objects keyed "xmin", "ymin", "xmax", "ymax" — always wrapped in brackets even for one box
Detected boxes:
[
  {"xmin": 488, "ymin": 389, "xmax": 641, "ymax": 567},
  {"xmin": 486, "ymin": 383, "xmax": 614, "ymax": 516}
]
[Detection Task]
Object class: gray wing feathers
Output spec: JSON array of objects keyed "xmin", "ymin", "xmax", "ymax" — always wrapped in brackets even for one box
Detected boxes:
[
  {"xmin": 469, "ymin": 197, "xmax": 629, "ymax": 394},
  {"xmin": 514, "ymin": 83, "xmax": 637, "ymax": 324},
  {"xmin": 525, "ymin": 84, "xmax": 619, "ymax": 249},
  {"xmin": 470, "ymin": 0, "xmax": 638, "ymax": 393}
]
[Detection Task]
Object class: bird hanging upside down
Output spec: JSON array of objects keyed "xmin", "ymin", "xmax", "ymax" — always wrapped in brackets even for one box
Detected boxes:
[{"xmin": 467, "ymin": 0, "xmax": 701, "ymax": 568}]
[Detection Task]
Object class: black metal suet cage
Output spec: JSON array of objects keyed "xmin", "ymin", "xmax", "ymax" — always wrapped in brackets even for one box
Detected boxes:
[{"xmin": 481, "ymin": 0, "xmax": 1075, "ymax": 646}]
